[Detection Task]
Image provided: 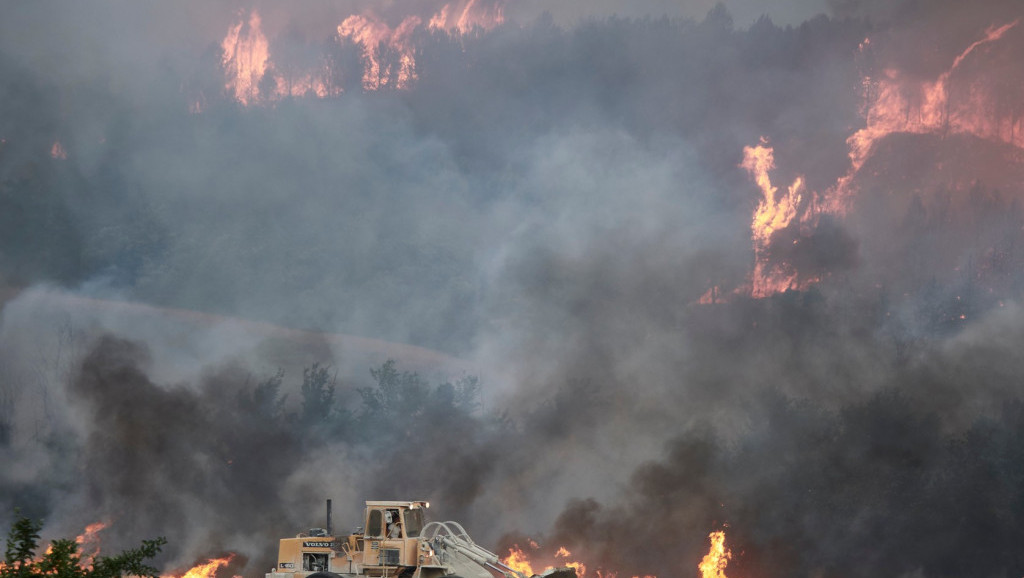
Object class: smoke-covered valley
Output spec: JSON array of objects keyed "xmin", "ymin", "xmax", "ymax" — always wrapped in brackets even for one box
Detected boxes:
[{"xmin": 3, "ymin": 0, "xmax": 1024, "ymax": 576}]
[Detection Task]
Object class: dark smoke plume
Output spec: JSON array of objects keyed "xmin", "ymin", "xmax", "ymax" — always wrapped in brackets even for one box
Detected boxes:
[{"xmin": 2, "ymin": 1, "xmax": 1024, "ymax": 577}]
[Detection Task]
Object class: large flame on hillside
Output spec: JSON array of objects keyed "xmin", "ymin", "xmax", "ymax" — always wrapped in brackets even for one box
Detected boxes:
[
  {"xmin": 221, "ymin": 11, "xmax": 270, "ymax": 106},
  {"xmin": 737, "ymin": 19, "xmax": 1023, "ymax": 298},
  {"xmin": 840, "ymin": 19, "xmax": 1021, "ymax": 207},
  {"xmin": 221, "ymin": 11, "xmax": 337, "ymax": 105},
  {"xmin": 428, "ymin": 0, "xmax": 505, "ymax": 34},
  {"xmin": 742, "ymin": 139, "xmax": 817, "ymax": 297},
  {"xmin": 338, "ymin": 0, "xmax": 503, "ymax": 91},
  {"xmin": 220, "ymin": 1, "xmax": 504, "ymax": 103},
  {"xmin": 337, "ymin": 14, "xmax": 421, "ymax": 91}
]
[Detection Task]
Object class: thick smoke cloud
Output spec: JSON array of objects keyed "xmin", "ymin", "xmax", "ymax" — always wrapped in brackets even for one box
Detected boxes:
[{"xmin": 2, "ymin": 0, "xmax": 1024, "ymax": 577}]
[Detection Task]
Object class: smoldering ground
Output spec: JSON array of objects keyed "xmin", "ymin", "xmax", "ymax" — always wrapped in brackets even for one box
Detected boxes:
[{"xmin": 3, "ymin": 0, "xmax": 1024, "ymax": 577}]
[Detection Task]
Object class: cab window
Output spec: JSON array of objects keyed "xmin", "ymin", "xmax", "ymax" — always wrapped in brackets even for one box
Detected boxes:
[
  {"xmin": 367, "ymin": 510, "xmax": 383, "ymax": 537},
  {"xmin": 386, "ymin": 509, "xmax": 402, "ymax": 538},
  {"xmin": 404, "ymin": 509, "xmax": 423, "ymax": 538}
]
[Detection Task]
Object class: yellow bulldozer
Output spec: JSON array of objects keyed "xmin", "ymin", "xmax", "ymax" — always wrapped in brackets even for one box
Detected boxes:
[{"xmin": 265, "ymin": 500, "xmax": 575, "ymax": 578}]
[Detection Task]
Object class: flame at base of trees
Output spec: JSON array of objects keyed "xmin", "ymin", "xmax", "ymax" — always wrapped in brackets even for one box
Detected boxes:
[
  {"xmin": 219, "ymin": 1, "xmax": 504, "ymax": 105},
  {"xmin": 337, "ymin": 14, "xmax": 420, "ymax": 91},
  {"xmin": 220, "ymin": 11, "xmax": 339, "ymax": 106},
  {"xmin": 337, "ymin": 0, "xmax": 503, "ymax": 91}
]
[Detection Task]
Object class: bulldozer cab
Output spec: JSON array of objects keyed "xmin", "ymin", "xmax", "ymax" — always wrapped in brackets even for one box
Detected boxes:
[
  {"xmin": 360, "ymin": 501, "xmax": 428, "ymax": 570},
  {"xmin": 364, "ymin": 503, "xmax": 425, "ymax": 540}
]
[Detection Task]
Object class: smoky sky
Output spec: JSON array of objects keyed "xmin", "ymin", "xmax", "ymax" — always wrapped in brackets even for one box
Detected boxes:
[{"xmin": 3, "ymin": 1, "xmax": 1024, "ymax": 577}]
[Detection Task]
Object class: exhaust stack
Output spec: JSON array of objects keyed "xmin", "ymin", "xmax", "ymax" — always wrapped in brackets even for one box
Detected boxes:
[{"xmin": 326, "ymin": 499, "xmax": 332, "ymax": 536}]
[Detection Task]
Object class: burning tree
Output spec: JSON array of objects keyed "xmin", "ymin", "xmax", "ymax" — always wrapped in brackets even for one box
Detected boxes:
[{"xmin": 1, "ymin": 515, "xmax": 165, "ymax": 578}]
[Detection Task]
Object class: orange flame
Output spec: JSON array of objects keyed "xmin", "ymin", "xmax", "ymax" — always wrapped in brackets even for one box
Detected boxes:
[
  {"xmin": 7, "ymin": 521, "xmax": 110, "ymax": 571},
  {"xmin": 502, "ymin": 543, "xmax": 600, "ymax": 578},
  {"xmin": 76, "ymin": 521, "xmax": 109, "ymax": 545},
  {"xmin": 697, "ymin": 531, "xmax": 731, "ymax": 578},
  {"xmin": 554, "ymin": 546, "xmax": 587, "ymax": 578},
  {"xmin": 220, "ymin": 10, "xmax": 338, "ymax": 105},
  {"xmin": 337, "ymin": 13, "xmax": 421, "ymax": 91},
  {"xmin": 75, "ymin": 521, "xmax": 109, "ymax": 564},
  {"xmin": 741, "ymin": 139, "xmax": 815, "ymax": 297},
  {"xmin": 337, "ymin": 1, "xmax": 504, "ymax": 91},
  {"xmin": 428, "ymin": 0, "xmax": 505, "ymax": 34},
  {"xmin": 502, "ymin": 544, "xmax": 536, "ymax": 576},
  {"xmin": 734, "ymin": 21, "xmax": 1022, "ymax": 299},
  {"xmin": 221, "ymin": 11, "xmax": 270, "ymax": 106},
  {"xmin": 162, "ymin": 554, "xmax": 235, "ymax": 578},
  {"xmin": 743, "ymin": 140, "xmax": 803, "ymax": 248},
  {"xmin": 744, "ymin": 20, "xmax": 1021, "ymax": 299},
  {"xmin": 220, "ymin": 3, "xmax": 504, "ymax": 102},
  {"xmin": 840, "ymin": 19, "xmax": 1021, "ymax": 207},
  {"xmin": 697, "ymin": 286, "xmax": 721, "ymax": 305}
]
